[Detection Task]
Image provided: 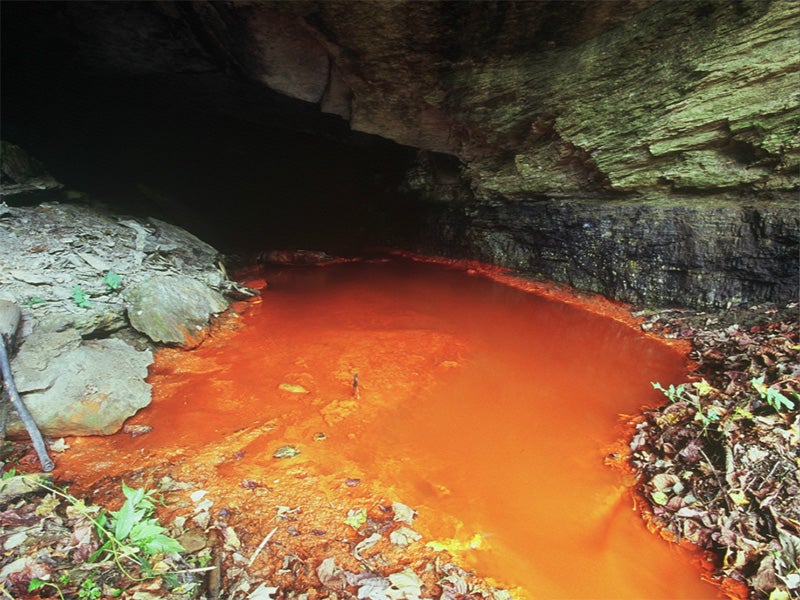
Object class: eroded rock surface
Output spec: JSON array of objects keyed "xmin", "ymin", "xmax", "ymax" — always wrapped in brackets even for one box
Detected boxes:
[
  {"xmin": 7, "ymin": 329, "xmax": 153, "ymax": 437},
  {"xmin": 0, "ymin": 200, "xmax": 233, "ymax": 437}
]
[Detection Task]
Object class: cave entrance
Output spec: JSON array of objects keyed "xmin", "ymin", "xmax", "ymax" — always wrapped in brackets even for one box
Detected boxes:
[
  {"xmin": 0, "ymin": 4, "xmax": 730, "ymax": 596},
  {"xmin": 54, "ymin": 256, "xmax": 723, "ymax": 598},
  {"xmin": 1, "ymin": 70, "xmax": 422, "ymax": 257},
  {"xmin": 1, "ymin": 1, "xmax": 425, "ymax": 257}
]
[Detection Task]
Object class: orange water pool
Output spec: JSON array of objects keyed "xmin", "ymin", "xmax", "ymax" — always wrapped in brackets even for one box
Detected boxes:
[{"xmin": 56, "ymin": 257, "xmax": 728, "ymax": 598}]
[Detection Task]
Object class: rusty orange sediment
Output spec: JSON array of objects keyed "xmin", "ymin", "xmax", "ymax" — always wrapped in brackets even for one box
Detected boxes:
[{"xmin": 52, "ymin": 256, "xmax": 732, "ymax": 598}]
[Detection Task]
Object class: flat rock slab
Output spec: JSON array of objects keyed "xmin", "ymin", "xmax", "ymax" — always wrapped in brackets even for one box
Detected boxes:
[{"xmin": 8, "ymin": 329, "xmax": 153, "ymax": 437}]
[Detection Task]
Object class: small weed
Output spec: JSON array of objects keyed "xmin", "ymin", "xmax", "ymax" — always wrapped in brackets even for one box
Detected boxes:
[
  {"xmin": 23, "ymin": 296, "xmax": 46, "ymax": 307},
  {"xmin": 28, "ymin": 578, "xmax": 65, "ymax": 600},
  {"xmin": 189, "ymin": 549, "xmax": 212, "ymax": 569},
  {"xmin": 71, "ymin": 285, "xmax": 91, "ymax": 309},
  {"xmin": 103, "ymin": 271, "xmax": 122, "ymax": 292},
  {"xmin": 698, "ymin": 407, "xmax": 720, "ymax": 429},
  {"xmin": 652, "ymin": 381, "xmax": 719, "ymax": 432},
  {"xmin": 29, "ymin": 572, "xmax": 104, "ymax": 600},
  {"xmin": 77, "ymin": 577, "xmax": 102, "ymax": 600},
  {"xmin": 751, "ymin": 376, "xmax": 796, "ymax": 411},
  {"xmin": 651, "ymin": 381, "xmax": 686, "ymax": 402}
]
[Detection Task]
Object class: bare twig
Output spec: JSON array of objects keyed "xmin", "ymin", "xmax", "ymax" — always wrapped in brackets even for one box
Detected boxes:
[
  {"xmin": 0, "ymin": 300, "xmax": 55, "ymax": 472},
  {"xmin": 247, "ymin": 526, "xmax": 278, "ymax": 567},
  {"xmin": 699, "ymin": 448, "xmax": 732, "ymax": 512}
]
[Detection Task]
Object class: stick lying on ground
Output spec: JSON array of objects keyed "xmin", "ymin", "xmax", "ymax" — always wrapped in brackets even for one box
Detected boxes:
[{"xmin": 0, "ymin": 300, "xmax": 55, "ymax": 472}]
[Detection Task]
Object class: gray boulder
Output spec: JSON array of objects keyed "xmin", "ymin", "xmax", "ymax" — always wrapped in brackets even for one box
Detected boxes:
[
  {"xmin": 126, "ymin": 274, "xmax": 228, "ymax": 347},
  {"xmin": 7, "ymin": 329, "xmax": 153, "ymax": 437}
]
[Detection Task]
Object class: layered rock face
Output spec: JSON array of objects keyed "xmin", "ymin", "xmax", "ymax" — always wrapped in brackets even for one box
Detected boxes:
[
  {"xmin": 1, "ymin": 0, "xmax": 797, "ymax": 307},
  {"xmin": 419, "ymin": 195, "xmax": 797, "ymax": 307},
  {"xmin": 0, "ymin": 201, "xmax": 234, "ymax": 437}
]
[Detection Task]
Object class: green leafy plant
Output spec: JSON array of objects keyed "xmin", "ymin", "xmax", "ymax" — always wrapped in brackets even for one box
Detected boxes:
[
  {"xmin": 71, "ymin": 285, "xmax": 91, "ymax": 309},
  {"xmin": 77, "ymin": 577, "xmax": 102, "ymax": 600},
  {"xmin": 751, "ymin": 376, "xmax": 796, "ymax": 411},
  {"xmin": 188, "ymin": 549, "xmax": 212, "ymax": 569},
  {"xmin": 28, "ymin": 578, "xmax": 65, "ymax": 600},
  {"xmin": 697, "ymin": 407, "xmax": 720, "ymax": 429},
  {"xmin": 23, "ymin": 296, "xmax": 46, "ymax": 307},
  {"xmin": 103, "ymin": 270, "xmax": 123, "ymax": 292},
  {"xmin": 91, "ymin": 482, "xmax": 184, "ymax": 572},
  {"xmin": 651, "ymin": 381, "xmax": 686, "ymax": 402},
  {"xmin": 23, "ymin": 477, "xmax": 184, "ymax": 583},
  {"xmin": 29, "ymin": 571, "xmax": 105, "ymax": 600},
  {"xmin": 652, "ymin": 381, "xmax": 719, "ymax": 431}
]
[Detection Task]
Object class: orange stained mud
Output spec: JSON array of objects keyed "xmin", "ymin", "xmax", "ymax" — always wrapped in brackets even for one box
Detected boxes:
[{"xmin": 55, "ymin": 257, "xmax": 729, "ymax": 598}]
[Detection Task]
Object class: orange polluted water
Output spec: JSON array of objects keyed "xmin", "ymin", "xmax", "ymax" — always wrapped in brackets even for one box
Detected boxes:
[{"xmin": 58, "ymin": 257, "xmax": 725, "ymax": 598}]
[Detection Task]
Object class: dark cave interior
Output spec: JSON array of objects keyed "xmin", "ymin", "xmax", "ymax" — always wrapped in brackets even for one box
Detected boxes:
[
  {"xmin": 3, "ymin": 1, "xmax": 798, "ymax": 310},
  {"xmin": 1, "ymin": 2, "xmax": 422, "ymax": 257}
]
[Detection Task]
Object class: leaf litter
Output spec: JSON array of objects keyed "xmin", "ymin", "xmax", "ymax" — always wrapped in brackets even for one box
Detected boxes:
[
  {"xmin": 631, "ymin": 301, "xmax": 799, "ymax": 599},
  {"xmin": 1, "ymin": 455, "xmax": 512, "ymax": 600}
]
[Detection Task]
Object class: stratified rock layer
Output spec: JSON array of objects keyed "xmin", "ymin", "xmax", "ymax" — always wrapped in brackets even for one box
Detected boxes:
[
  {"xmin": 445, "ymin": 0, "xmax": 799, "ymax": 196},
  {"xmin": 417, "ymin": 194, "xmax": 798, "ymax": 308},
  {"xmin": 1, "ymin": 1, "xmax": 797, "ymax": 308}
]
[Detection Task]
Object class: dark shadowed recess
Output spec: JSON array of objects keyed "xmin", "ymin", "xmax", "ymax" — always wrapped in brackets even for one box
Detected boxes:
[{"xmin": 1, "ymin": 2, "xmax": 420, "ymax": 256}]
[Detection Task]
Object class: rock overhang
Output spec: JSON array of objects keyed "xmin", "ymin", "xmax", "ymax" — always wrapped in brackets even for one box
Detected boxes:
[{"xmin": 1, "ymin": 0, "xmax": 798, "ymax": 308}]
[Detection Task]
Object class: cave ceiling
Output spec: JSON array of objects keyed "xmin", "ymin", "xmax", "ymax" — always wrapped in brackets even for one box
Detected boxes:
[{"xmin": 5, "ymin": 0, "xmax": 795, "ymax": 202}]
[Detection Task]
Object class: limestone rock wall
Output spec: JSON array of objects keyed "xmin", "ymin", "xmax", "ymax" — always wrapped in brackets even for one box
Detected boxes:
[
  {"xmin": 445, "ymin": 0, "xmax": 799, "ymax": 196},
  {"xmin": 2, "ymin": 0, "xmax": 797, "ymax": 308}
]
